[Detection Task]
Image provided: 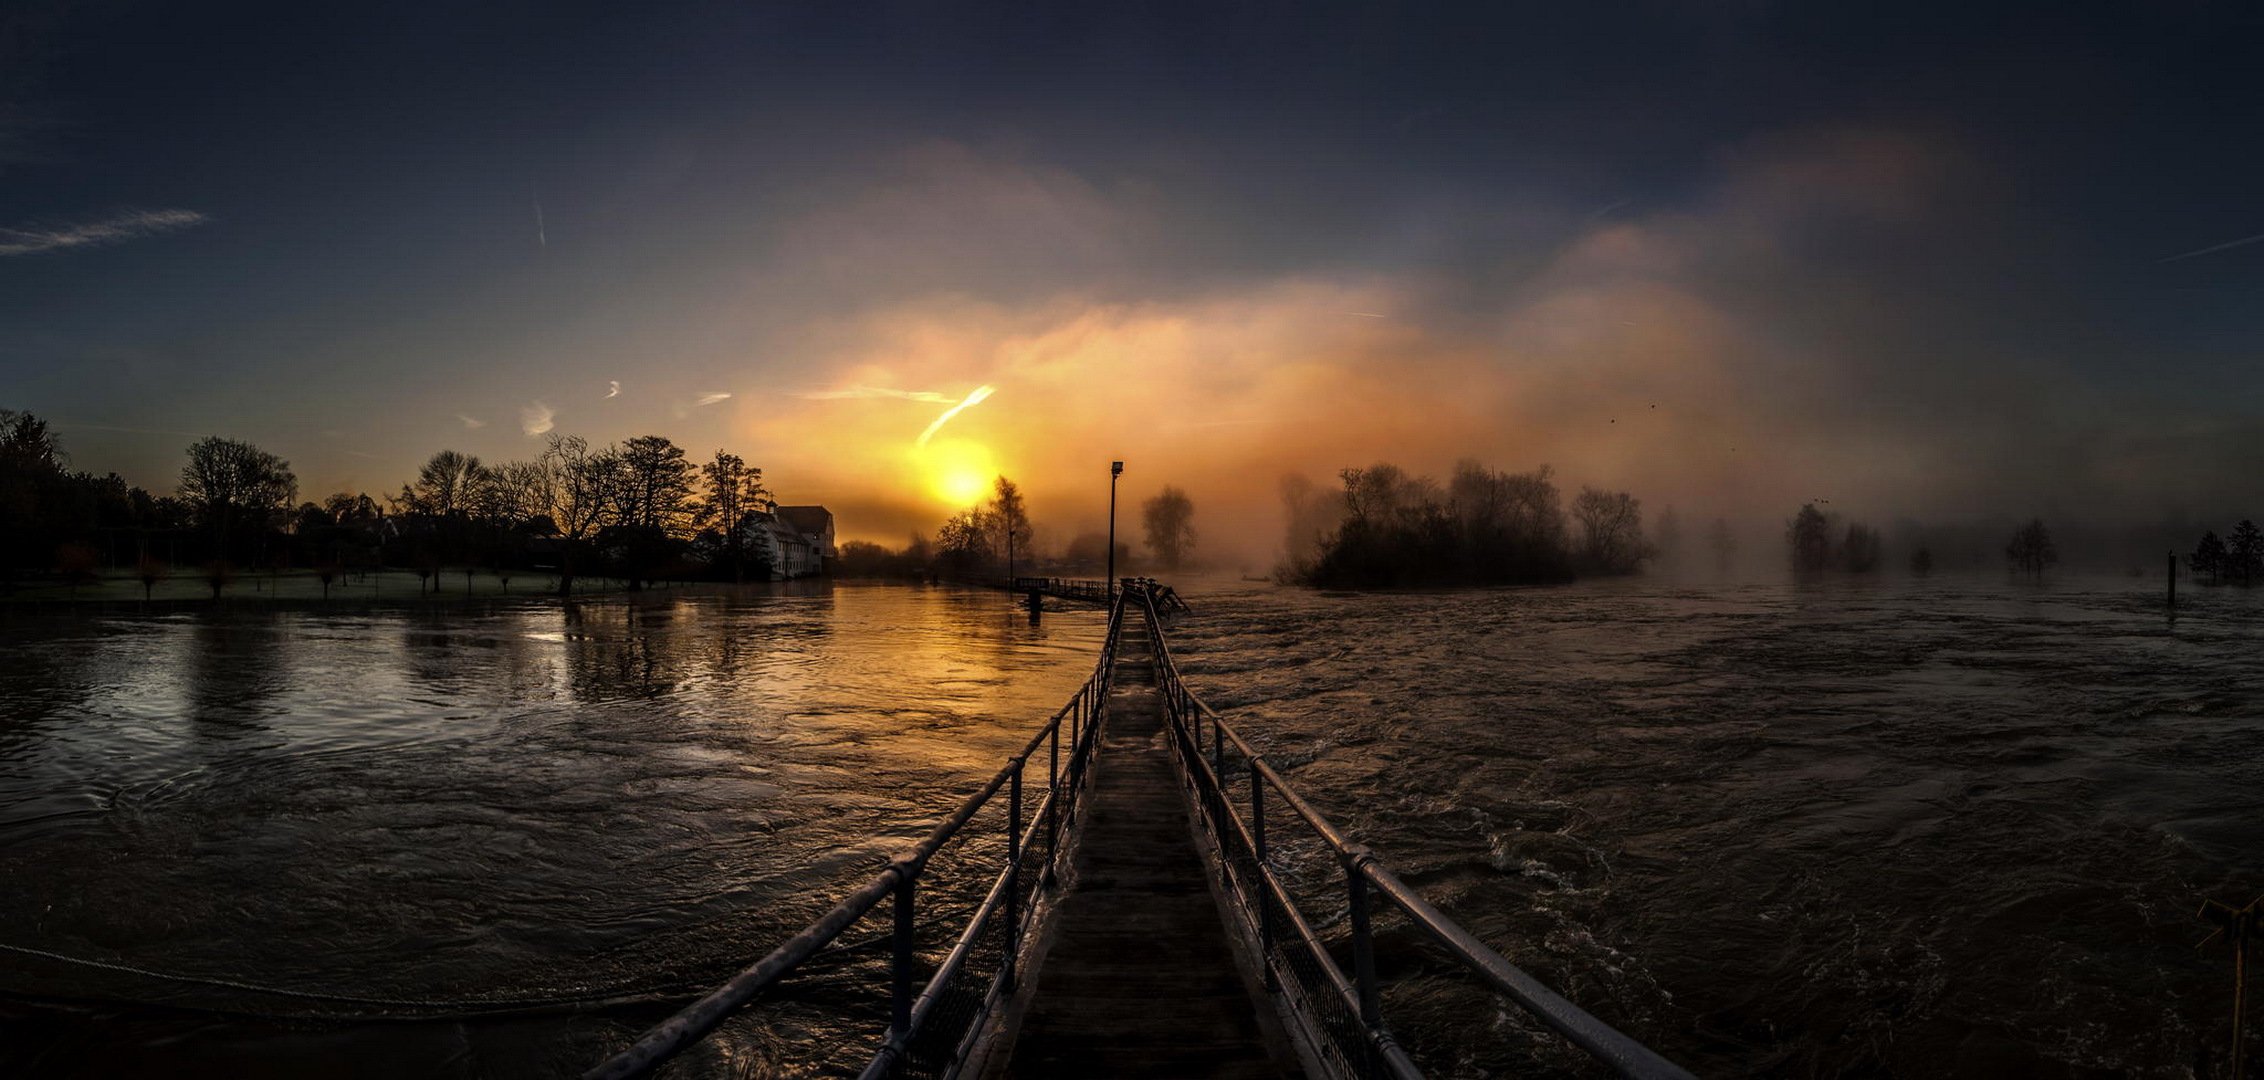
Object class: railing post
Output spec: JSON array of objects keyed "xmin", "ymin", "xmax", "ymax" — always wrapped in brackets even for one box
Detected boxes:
[
  {"xmin": 891, "ymin": 871, "xmax": 916, "ymax": 1045},
  {"xmin": 1004, "ymin": 762, "xmax": 1023, "ymax": 992},
  {"xmin": 1346, "ymin": 848, "xmax": 1383, "ymax": 1032},
  {"xmin": 1046, "ymin": 721, "xmax": 1060, "ymax": 888},
  {"xmin": 1252, "ymin": 770, "xmax": 1277, "ymax": 990}
]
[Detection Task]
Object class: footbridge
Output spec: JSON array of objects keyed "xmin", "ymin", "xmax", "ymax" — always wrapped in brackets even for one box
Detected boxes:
[{"xmin": 585, "ymin": 583, "xmax": 1690, "ymax": 1080}]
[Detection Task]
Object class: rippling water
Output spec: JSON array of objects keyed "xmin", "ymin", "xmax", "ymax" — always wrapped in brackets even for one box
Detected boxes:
[
  {"xmin": 0, "ymin": 584, "xmax": 1108, "ymax": 1078},
  {"xmin": 1166, "ymin": 574, "xmax": 2264, "ymax": 1078},
  {"xmin": 6, "ymin": 575, "xmax": 2260, "ymax": 1078}
]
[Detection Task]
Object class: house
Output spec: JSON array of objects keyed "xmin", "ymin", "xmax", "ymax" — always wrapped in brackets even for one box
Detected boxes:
[{"xmin": 741, "ymin": 505, "xmax": 836, "ymax": 579}]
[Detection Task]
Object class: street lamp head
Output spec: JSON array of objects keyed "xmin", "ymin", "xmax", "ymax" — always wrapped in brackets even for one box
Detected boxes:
[{"xmin": 1111, "ymin": 460, "xmax": 1123, "ymax": 476}]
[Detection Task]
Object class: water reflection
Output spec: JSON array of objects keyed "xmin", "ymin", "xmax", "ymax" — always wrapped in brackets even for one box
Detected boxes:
[{"xmin": 0, "ymin": 582, "xmax": 1105, "ymax": 1078}]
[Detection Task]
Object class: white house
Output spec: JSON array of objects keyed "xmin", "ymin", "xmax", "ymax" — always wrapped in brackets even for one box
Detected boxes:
[{"xmin": 742, "ymin": 505, "xmax": 836, "ymax": 579}]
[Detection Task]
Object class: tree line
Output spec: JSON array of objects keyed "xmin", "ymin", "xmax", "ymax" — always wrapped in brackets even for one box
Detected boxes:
[
  {"xmin": 2190, "ymin": 520, "xmax": 2263, "ymax": 586},
  {"xmin": 1275, "ymin": 459, "xmax": 1650, "ymax": 587},
  {"xmin": 832, "ymin": 477, "xmax": 1199, "ymax": 581},
  {"xmin": 0, "ymin": 407, "xmax": 787, "ymax": 597}
]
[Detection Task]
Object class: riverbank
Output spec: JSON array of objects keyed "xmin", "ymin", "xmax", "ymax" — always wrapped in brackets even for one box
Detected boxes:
[{"xmin": 0, "ymin": 568, "xmax": 640, "ymax": 604}]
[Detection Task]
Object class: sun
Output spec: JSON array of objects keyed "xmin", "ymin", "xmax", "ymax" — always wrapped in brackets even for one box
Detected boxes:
[{"xmin": 919, "ymin": 438, "xmax": 996, "ymax": 506}]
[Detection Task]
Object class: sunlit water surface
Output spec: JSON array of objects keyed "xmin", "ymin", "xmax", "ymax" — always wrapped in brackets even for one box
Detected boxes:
[
  {"xmin": 4, "ymin": 575, "xmax": 2261, "ymax": 1078},
  {"xmin": 0, "ymin": 584, "xmax": 1108, "ymax": 1077}
]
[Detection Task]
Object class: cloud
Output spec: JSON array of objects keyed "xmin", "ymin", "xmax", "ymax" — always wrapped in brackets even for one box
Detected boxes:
[
  {"xmin": 520, "ymin": 401, "xmax": 555, "ymax": 436},
  {"xmin": 0, "ymin": 208, "xmax": 208, "ymax": 256},
  {"xmin": 606, "ymin": 380, "xmax": 621, "ymax": 398},
  {"xmin": 457, "ymin": 414, "xmax": 486, "ymax": 429},
  {"xmin": 694, "ymin": 391, "xmax": 732, "ymax": 407}
]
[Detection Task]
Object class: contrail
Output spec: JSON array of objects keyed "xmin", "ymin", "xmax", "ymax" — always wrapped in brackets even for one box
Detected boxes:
[
  {"xmin": 916, "ymin": 385, "xmax": 996, "ymax": 446},
  {"xmin": 694, "ymin": 391, "xmax": 731, "ymax": 407},
  {"xmin": 606, "ymin": 380, "xmax": 620, "ymax": 398},
  {"xmin": 803, "ymin": 386, "xmax": 956, "ymax": 402},
  {"xmin": 1344, "ymin": 311, "xmax": 1386, "ymax": 318},
  {"xmin": 534, "ymin": 197, "xmax": 547, "ymax": 249},
  {"xmin": 2158, "ymin": 231, "xmax": 2264, "ymax": 263}
]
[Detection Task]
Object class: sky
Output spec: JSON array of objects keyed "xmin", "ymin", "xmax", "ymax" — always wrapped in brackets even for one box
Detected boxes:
[{"xmin": 4, "ymin": 1, "xmax": 2263, "ymax": 562}]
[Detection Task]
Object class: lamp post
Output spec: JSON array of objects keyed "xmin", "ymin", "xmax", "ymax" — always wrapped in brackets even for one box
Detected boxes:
[{"xmin": 1107, "ymin": 461, "xmax": 1123, "ymax": 597}]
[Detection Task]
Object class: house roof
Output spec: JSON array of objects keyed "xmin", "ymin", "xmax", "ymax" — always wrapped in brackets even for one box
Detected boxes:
[{"xmin": 775, "ymin": 505, "xmax": 832, "ymax": 534}]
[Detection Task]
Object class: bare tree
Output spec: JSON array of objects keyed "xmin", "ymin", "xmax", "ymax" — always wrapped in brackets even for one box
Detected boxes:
[
  {"xmin": 990, "ymin": 476, "xmax": 1033, "ymax": 579},
  {"xmin": 405, "ymin": 450, "xmax": 481, "ymax": 517},
  {"xmin": 179, "ymin": 436, "xmax": 296, "ymax": 564},
  {"xmin": 2005, "ymin": 518, "xmax": 2058, "ymax": 578},
  {"xmin": 1572, "ymin": 487, "xmax": 1647, "ymax": 574},
  {"xmin": 1141, "ymin": 485, "xmax": 1196, "ymax": 571},
  {"xmin": 538, "ymin": 434, "xmax": 620, "ymax": 595}
]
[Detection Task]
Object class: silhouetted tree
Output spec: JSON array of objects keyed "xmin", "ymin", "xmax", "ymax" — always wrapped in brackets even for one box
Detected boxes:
[
  {"xmin": 1910, "ymin": 546, "xmax": 1934, "ymax": 575},
  {"xmin": 405, "ymin": 450, "xmax": 481, "ymax": 518},
  {"xmin": 536, "ymin": 434, "xmax": 618, "ymax": 595},
  {"xmin": 1141, "ymin": 485, "xmax": 1196, "ymax": 571},
  {"xmin": 2229, "ymin": 520, "xmax": 2263, "ymax": 586},
  {"xmin": 179, "ymin": 436, "xmax": 296, "ymax": 565},
  {"xmin": 937, "ymin": 507, "xmax": 995, "ymax": 575},
  {"xmin": 1787, "ymin": 504, "xmax": 1833, "ymax": 573},
  {"xmin": 1573, "ymin": 487, "xmax": 1648, "ymax": 575},
  {"xmin": 136, "ymin": 554, "xmax": 168, "ymax": 601},
  {"xmin": 695, "ymin": 450, "xmax": 771, "ymax": 582},
  {"xmin": 2194, "ymin": 530, "xmax": 2228, "ymax": 585},
  {"xmin": 990, "ymin": 476, "xmax": 1033, "ymax": 580},
  {"xmin": 2005, "ymin": 518, "xmax": 2058, "ymax": 578}
]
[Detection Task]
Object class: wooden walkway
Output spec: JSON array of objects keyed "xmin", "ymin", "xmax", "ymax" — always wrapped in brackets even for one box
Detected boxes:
[{"xmin": 998, "ymin": 613, "xmax": 1299, "ymax": 1079}]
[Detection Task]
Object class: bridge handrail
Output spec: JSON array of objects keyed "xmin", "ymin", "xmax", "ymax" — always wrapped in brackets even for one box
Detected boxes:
[
  {"xmin": 585, "ymin": 592, "xmax": 1128, "ymax": 1080},
  {"xmin": 1134, "ymin": 588, "xmax": 1695, "ymax": 1080}
]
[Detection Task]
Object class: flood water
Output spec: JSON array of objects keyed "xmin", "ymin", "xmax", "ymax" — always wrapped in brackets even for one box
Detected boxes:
[
  {"xmin": 3, "ymin": 575, "xmax": 2261, "ymax": 1077},
  {"xmin": 0, "ymin": 584, "xmax": 1110, "ymax": 1077},
  {"xmin": 1168, "ymin": 575, "xmax": 2264, "ymax": 1078}
]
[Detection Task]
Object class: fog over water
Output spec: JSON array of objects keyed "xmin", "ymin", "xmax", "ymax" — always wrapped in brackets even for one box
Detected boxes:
[{"xmin": 3, "ymin": 575, "xmax": 2262, "ymax": 1077}]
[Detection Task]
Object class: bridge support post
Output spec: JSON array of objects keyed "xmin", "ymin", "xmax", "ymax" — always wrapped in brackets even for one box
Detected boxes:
[{"xmin": 1027, "ymin": 587, "xmax": 1042, "ymax": 624}]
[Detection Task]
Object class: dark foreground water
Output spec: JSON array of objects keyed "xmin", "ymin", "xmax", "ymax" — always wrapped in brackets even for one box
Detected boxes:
[{"xmin": 2, "ymin": 576, "xmax": 2260, "ymax": 1077}]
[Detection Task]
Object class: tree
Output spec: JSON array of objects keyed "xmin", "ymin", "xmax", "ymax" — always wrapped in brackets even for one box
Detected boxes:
[
  {"xmin": 1787, "ymin": 504, "xmax": 1832, "ymax": 573},
  {"xmin": 1141, "ymin": 486, "xmax": 1197, "ymax": 571},
  {"xmin": 1910, "ymin": 546, "xmax": 1934, "ymax": 575},
  {"xmin": 136, "ymin": 554, "xmax": 168, "ymax": 601},
  {"xmin": 613, "ymin": 435, "xmax": 696, "ymax": 535},
  {"xmin": 2194, "ymin": 530, "xmax": 2228, "ymax": 585},
  {"xmin": 2005, "ymin": 518, "xmax": 2058, "ymax": 578},
  {"xmin": 406, "ymin": 450, "xmax": 481, "ymax": 518},
  {"xmin": 990, "ymin": 476, "xmax": 1033, "ymax": 580},
  {"xmin": 536, "ymin": 434, "xmax": 619, "ymax": 595},
  {"xmin": 937, "ymin": 507, "xmax": 995, "ymax": 575},
  {"xmin": 179, "ymin": 436, "xmax": 297, "ymax": 564},
  {"xmin": 2229, "ymin": 520, "xmax": 2263, "ymax": 586},
  {"xmin": 1572, "ymin": 487, "xmax": 1647, "ymax": 575},
  {"xmin": 696, "ymin": 450, "xmax": 772, "ymax": 582}
]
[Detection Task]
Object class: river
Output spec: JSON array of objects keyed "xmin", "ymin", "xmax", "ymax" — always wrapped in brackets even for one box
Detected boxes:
[{"xmin": 2, "ymin": 575, "xmax": 2259, "ymax": 1077}]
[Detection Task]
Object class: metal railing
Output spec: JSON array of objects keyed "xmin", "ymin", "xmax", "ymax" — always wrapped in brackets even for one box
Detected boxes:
[
  {"xmin": 585, "ymin": 592, "xmax": 1127, "ymax": 1080},
  {"xmin": 1133, "ymin": 587, "xmax": 1695, "ymax": 1080}
]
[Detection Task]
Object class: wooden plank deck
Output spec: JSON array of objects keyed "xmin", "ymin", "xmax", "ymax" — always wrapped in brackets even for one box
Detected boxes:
[{"xmin": 998, "ymin": 614, "xmax": 1300, "ymax": 1080}]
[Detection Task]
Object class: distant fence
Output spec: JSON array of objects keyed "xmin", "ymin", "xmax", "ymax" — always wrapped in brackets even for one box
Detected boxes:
[
  {"xmin": 1134, "ymin": 587, "xmax": 1693, "ymax": 1080},
  {"xmin": 584, "ymin": 593, "xmax": 1127, "ymax": 1080}
]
